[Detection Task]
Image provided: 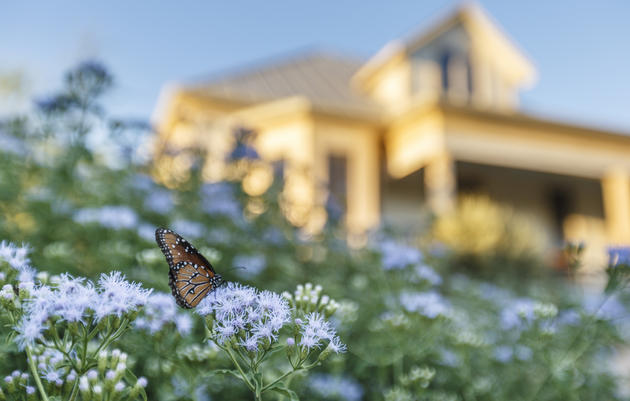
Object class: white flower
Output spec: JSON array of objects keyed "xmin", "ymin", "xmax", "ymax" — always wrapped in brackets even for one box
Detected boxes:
[
  {"xmin": 197, "ymin": 283, "xmax": 290, "ymax": 350},
  {"xmin": 327, "ymin": 336, "xmax": 347, "ymax": 354},
  {"xmin": 201, "ymin": 183, "xmax": 242, "ymax": 219},
  {"xmin": 14, "ymin": 315, "xmax": 46, "ymax": 349},
  {"xmin": 171, "ymin": 219, "xmax": 205, "ymax": 239},
  {"xmin": 308, "ymin": 374, "xmax": 363, "ymax": 401},
  {"xmin": 144, "ymin": 189, "xmax": 174, "ymax": 214},
  {"xmin": 379, "ymin": 240, "xmax": 422, "ymax": 270},
  {"xmin": 0, "ymin": 241, "xmax": 31, "ymax": 271},
  {"xmin": 136, "ymin": 292, "xmax": 187, "ymax": 334},
  {"xmin": 400, "ymin": 291, "xmax": 450, "ymax": 319},
  {"xmin": 299, "ymin": 312, "xmax": 340, "ymax": 351},
  {"xmin": 74, "ymin": 206, "xmax": 138, "ymax": 230},
  {"xmin": 233, "ymin": 254, "xmax": 267, "ymax": 278},
  {"xmin": 94, "ymin": 271, "xmax": 151, "ymax": 320}
]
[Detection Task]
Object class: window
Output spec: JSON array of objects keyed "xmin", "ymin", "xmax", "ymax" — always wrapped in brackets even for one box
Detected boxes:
[{"xmin": 327, "ymin": 155, "xmax": 347, "ymax": 220}]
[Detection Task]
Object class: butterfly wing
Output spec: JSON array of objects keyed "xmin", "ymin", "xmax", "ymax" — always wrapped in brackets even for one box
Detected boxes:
[{"xmin": 155, "ymin": 228, "xmax": 222, "ymax": 308}]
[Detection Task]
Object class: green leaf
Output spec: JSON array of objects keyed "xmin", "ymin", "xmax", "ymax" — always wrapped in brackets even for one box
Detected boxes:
[
  {"xmin": 269, "ymin": 383, "xmax": 300, "ymax": 401},
  {"xmin": 211, "ymin": 369, "xmax": 242, "ymax": 380}
]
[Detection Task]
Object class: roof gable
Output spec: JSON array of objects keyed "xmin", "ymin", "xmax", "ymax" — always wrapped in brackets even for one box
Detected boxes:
[{"xmin": 354, "ymin": 3, "xmax": 536, "ymax": 88}]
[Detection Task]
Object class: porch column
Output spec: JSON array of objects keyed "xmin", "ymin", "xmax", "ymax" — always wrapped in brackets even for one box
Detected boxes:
[
  {"xmin": 602, "ymin": 167, "xmax": 630, "ymax": 245},
  {"xmin": 425, "ymin": 151, "xmax": 456, "ymax": 214}
]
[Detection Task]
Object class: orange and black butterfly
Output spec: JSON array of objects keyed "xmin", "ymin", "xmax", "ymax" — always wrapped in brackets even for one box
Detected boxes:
[{"xmin": 155, "ymin": 228, "xmax": 224, "ymax": 308}]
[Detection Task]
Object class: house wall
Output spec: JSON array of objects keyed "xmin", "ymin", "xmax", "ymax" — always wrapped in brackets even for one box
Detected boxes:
[{"xmin": 313, "ymin": 118, "xmax": 380, "ymax": 235}]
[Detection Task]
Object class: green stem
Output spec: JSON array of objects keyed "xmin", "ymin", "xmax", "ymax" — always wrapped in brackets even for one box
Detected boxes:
[
  {"xmin": 26, "ymin": 346, "xmax": 50, "ymax": 401},
  {"xmin": 223, "ymin": 345, "xmax": 255, "ymax": 392},
  {"xmin": 261, "ymin": 368, "xmax": 300, "ymax": 392},
  {"xmin": 66, "ymin": 378, "xmax": 80, "ymax": 401}
]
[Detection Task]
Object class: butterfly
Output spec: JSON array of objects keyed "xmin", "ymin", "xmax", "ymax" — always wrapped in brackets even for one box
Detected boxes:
[{"xmin": 155, "ymin": 228, "xmax": 224, "ymax": 308}]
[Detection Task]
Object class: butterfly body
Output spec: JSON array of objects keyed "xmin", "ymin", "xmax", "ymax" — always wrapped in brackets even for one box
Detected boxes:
[{"xmin": 155, "ymin": 228, "xmax": 224, "ymax": 308}]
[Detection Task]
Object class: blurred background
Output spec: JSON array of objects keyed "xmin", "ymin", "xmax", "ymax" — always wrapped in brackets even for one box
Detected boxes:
[{"xmin": 2, "ymin": 1, "xmax": 630, "ymax": 400}]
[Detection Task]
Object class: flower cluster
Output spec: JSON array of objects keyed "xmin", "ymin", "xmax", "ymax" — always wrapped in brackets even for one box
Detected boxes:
[
  {"xmin": 197, "ymin": 282, "xmax": 346, "ymax": 400},
  {"xmin": 499, "ymin": 298, "xmax": 557, "ymax": 331},
  {"xmin": 400, "ymin": 291, "xmax": 451, "ymax": 319},
  {"xmin": 73, "ymin": 206, "xmax": 138, "ymax": 230},
  {"xmin": 135, "ymin": 292, "xmax": 193, "ymax": 335},
  {"xmin": 14, "ymin": 271, "xmax": 151, "ymax": 349},
  {"xmin": 1, "ymin": 370, "xmax": 36, "ymax": 400},
  {"xmin": 307, "ymin": 374, "xmax": 363, "ymax": 401},
  {"xmin": 0, "ymin": 241, "xmax": 36, "ymax": 283},
  {"xmin": 201, "ymin": 183, "xmax": 242, "ymax": 219},
  {"xmin": 282, "ymin": 282, "xmax": 339, "ymax": 316},
  {"xmin": 293, "ymin": 312, "xmax": 346, "ymax": 354},
  {"xmin": 379, "ymin": 240, "xmax": 423, "ymax": 270},
  {"xmin": 608, "ymin": 246, "xmax": 630, "ymax": 267},
  {"xmin": 197, "ymin": 282, "xmax": 290, "ymax": 351}
]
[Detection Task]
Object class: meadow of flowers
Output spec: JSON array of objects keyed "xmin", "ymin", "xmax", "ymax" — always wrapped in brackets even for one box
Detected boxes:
[{"xmin": 1, "ymin": 62, "xmax": 630, "ymax": 400}]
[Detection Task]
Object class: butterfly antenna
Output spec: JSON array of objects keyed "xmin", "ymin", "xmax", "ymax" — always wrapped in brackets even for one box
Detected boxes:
[{"xmin": 226, "ymin": 265, "xmax": 248, "ymax": 273}]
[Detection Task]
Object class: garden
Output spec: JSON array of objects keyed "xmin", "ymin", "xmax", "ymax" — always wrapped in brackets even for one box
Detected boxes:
[{"xmin": 1, "ymin": 62, "xmax": 630, "ymax": 400}]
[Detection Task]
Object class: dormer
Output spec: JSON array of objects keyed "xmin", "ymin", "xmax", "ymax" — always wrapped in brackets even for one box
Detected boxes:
[{"xmin": 353, "ymin": 3, "xmax": 536, "ymax": 113}]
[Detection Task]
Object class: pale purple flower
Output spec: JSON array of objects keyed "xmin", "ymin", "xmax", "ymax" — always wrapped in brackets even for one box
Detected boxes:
[
  {"xmin": 608, "ymin": 246, "xmax": 630, "ymax": 267},
  {"xmin": 233, "ymin": 254, "xmax": 267, "ymax": 279},
  {"xmin": 500, "ymin": 298, "xmax": 536, "ymax": 330},
  {"xmin": 582, "ymin": 292, "xmax": 626, "ymax": 320},
  {"xmin": 494, "ymin": 346, "xmax": 513, "ymax": 363},
  {"xmin": 0, "ymin": 241, "xmax": 35, "ymax": 283},
  {"xmin": 400, "ymin": 291, "xmax": 450, "ymax": 318},
  {"xmin": 14, "ymin": 316, "xmax": 46, "ymax": 349},
  {"xmin": 171, "ymin": 219, "xmax": 204, "ymax": 239},
  {"xmin": 201, "ymin": 183, "xmax": 241, "ymax": 219},
  {"xmin": 413, "ymin": 265, "xmax": 442, "ymax": 286},
  {"xmin": 74, "ymin": 206, "xmax": 138, "ymax": 230},
  {"xmin": 26, "ymin": 386, "xmax": 36, "ymax": 395},
  {"xmin": 54, "ymin": 274, "xmax": 97, "ymax": 322},
  {"xmin": 144, "ymin": 189, "xmax": 174, "ymax": 214},
  {"xmin": 308, "ymin": 374, "xmax": 363, "ymax": 401},
  {"xmin": 379, "ymin": 240, "xmax": 422, "ymax": 270},
  {"xmin": 197, "ymin": 283, "xmax": 290, "ymax": 349},
  {"xmin": 0, "ymin": 241, "xmax": 31, "ymax": 270},
  {"xmin": 175, "ymin": 314, "xmax": 193, "ymax": 335},
  {"xmin": 137, "ymin": 223, "xmax": 157, "ymax": 242},
  {"xmin": 41, "ymin": 367, "xmax": 63, "ymax": 383},
  {"xmin": 299, "ymin": 312, "xmax": 339, "ymax": 350},
  {"xmin": 515, "ymin": 345, "xmax": 533, "ymax": 361},
  {"xmin": 94, "ymin": 271, "xmax": 151, "ymax": 320},
  {"xmin": 327, "ymin": 336, "xmax": 347, "ymax": 354},
  {"xmin": 239, "ymin": 334, "xmax": 260, "ymax": 352},
  {"xmin": 137, "ymin": 377, "xmax": 148, "ymax": 388},
  {"xmin": 135, "ymin": 292, "xmax": 189, "ymax": 334}
]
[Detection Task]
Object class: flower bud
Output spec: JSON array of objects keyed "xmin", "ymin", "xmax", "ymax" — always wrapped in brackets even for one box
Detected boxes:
[
  {"xmin": 98, "ymin": 351, "xmax": 108, "ymax": 373},
  {"xmin": 129, "ymin": 377, "xmax": 147, "ymax": 399},
  {"xmin": 79, "ymin": 376, "xmax": 90, "ymax": 396},
  {"xmin": 4, "ymin": 376, "xmax": 15, "ymax": 393},
  {"xmin": 93, "ymin": 385, "xmax": 103, "ymax": 401},
  {"xmin": 87, "ymin": 369, "xmax": 98, "ymax": 382},
  {"xmin": 36, "ymin": 271, "xmax": 49, "ymax": 284},
  {"xmin": 25, "ymin": 386, "xmax": 36, "ymax": 401}
]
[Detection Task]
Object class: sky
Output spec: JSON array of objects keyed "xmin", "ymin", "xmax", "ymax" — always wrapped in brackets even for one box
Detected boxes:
[{"xmin": 2, "ymin": 0, "xmax": 629, "ymax": 132}]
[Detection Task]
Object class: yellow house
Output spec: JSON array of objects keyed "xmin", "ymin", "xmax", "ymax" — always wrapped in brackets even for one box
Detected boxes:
[{"xmin": 154, "ymin": 3, "xmax": 630, "ymax": 267}]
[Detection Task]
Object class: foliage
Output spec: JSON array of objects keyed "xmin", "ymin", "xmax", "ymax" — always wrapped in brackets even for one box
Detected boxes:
[
  {"xmin": 431, "ymin": 195, "xmax": 548, "ymax": 277},
  {"xmin": 0, "ymin": 62, "xmax": 629, "ymax": 400}
]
